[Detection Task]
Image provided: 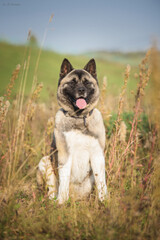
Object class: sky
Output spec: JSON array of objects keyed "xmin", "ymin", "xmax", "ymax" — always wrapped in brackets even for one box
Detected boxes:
[{"xmin": 0, "ymin": 0, "xmax": 160, "ymax": 54}]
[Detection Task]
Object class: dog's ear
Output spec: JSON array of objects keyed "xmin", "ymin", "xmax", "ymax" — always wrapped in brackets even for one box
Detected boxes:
[
  {"xmin": 60, "ymin": 58, "xmax": 73, "ymax": 79},
  {"xmin": 84, "ymin": 59, "xmax": 97, "ymax": 79}
]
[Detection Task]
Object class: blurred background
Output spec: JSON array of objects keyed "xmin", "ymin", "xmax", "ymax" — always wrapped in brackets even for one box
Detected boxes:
[
  {"xmin": 0, "ymin": 2, "xmax": 160, "ymax": 239},
  {"xmin": 0, "ymin": 0, "xmax": 160, "ymax": 100}
]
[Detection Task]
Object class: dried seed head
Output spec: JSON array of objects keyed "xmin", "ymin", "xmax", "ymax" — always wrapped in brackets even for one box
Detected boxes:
[
  {"xmin": 0, "ymin": 97, "xmax": 4, "ymax": 105},
  {"xmin": 17, "ymin": 114, "xmax": 25, "ymax": 133},
  {"xmin": 102, "ymin": 76, "xmax": 107, "ymax": 90},
  {"xmin": 47, "ymin": 117, "xmax": 54, "ymax": 135},
  {"xmin": 0, "ymin": 98, "xmax": 10, "ymax": 128},
  {"xmin": 23, "ymin": 143, "xmax": 37, "ymax": 156},
  {"xmin": 49, "ymin": 13, "xmax": 54, "ymax": 23},
  {"xmin": 5, "ymin": 64, "xmax": 21, "ymax": 99},
  {"xmin": 27, "ymin": 29, "xmax": 32, "ymax": 40},
  {"xmin": 126, "ymin": 64, "xmax": 131, "ymax": 75},
  {"xmin": 118, "ymin": 121, "xmax": 127, "ymax": 142},
  {"xmin": 124, "ymin": 64, "xmax": 131, "ymax": 85},
  {"xmin": 27, "ymin": 103, "xmax": 37, "ymax": 120},
  {"xmin": 16, "ymin": 64, "xmax": 21, "ymax": 71},
  {"xmin": 31, "ymin": 83, "xmax": 43, "ymax": 101}
]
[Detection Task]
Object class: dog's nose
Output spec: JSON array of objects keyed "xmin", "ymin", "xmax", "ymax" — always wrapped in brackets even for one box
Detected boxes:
[{"xmin": 78, "ymin": 87, "xmax": 85, "ymax": 95}]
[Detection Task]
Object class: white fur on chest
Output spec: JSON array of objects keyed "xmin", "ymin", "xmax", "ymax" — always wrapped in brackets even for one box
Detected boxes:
[{"xmin": 64, "ymin": 130, "xmax": 101, "ymax": 184}]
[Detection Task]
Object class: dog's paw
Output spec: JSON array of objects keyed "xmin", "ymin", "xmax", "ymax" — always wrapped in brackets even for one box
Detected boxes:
[
  {"xmin": 99, "ymin": 194, "xmax": 108, "ymax": 202},
  {"xmin": 98, "ymin": 186, "xmax": 108, "ymax": 202},
  {"xmin": 56, "ymin": 194, "xmax": 70, "ymax": 205},
  {"xmin": 48, "ymin": 192, "xmax": 57, "ymax": 200},
  {"xmin": 57, "ymin": 197, "xmax": 65, "ymax": 205}
]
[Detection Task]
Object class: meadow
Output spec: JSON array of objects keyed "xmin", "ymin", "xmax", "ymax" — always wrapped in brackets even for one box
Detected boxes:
[
  {"xmin": 0, "ymin": 42, "xmax": 140, "ymax": 101},
  {"xmin": 0, "ymin": 41, "xmax": 160, "ymax": 240}
]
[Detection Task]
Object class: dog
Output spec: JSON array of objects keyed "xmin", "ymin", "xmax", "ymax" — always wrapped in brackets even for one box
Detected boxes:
[{"xmin": 37, "ymin": 58, "xmax": 107, "ymax": 204}]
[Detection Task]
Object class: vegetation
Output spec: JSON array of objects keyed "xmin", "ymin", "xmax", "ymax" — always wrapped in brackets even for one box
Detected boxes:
[
  {"xmin": 0, "ymin": 39, "xmax": 160, "ymax": 239},
  {"xmin": 0, "ymin": 41, "xmax": 140, "ymax": 101},
  {"xmin": 85, "ymin": 50, "xmax": 145, "ymax": 66}
]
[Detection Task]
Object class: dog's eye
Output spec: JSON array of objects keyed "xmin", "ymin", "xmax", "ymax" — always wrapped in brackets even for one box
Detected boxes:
[
  {"xmin": 70, "ymin": 78, "xmax": 77, "ymax": 85},
  {"xmin": 83, "ymin": 79, "xmax": 91, "ymax": 86}
]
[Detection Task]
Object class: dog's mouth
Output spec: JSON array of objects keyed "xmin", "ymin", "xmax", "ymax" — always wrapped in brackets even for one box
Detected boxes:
[
  {"xmin": 68, "ymin": 95, "xmax": 88, "ymax": 111},
  {"xmin": 75, "ymin": 98, "xmax": 87, "ymax": 109}
]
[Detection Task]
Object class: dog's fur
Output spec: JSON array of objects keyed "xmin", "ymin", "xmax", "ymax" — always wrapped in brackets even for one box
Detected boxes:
[{"xmin": 37, "ymin": 58, "xmax": 107, "ymax": 204}]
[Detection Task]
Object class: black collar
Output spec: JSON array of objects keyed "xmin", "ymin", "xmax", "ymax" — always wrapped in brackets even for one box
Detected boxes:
[{"xmin": 61, "ymin": 108, "xmax": 94, "ymax": 127}]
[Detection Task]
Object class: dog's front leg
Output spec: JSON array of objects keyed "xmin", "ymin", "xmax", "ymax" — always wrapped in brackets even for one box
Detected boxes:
[
  {"xmin": 57, "ymin": 156, "xmax": 72, "ymax": 204},
  {"xmin": 37, "ymin": 156, "xmax": 58, "ymax": 199},
  {"xmin": 54, "ymin": 128, "xmax": 72, "ymax": 204},
  {"xmin": 90, "ymin": 146, "xmax": 107, "ymax": 201}
]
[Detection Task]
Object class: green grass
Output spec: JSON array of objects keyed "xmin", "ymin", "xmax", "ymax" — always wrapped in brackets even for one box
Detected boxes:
[
  {"xmin": 105, "ymin": 112, "xmax": 151, "ymax": 138},
  {"xmin": 0, "ymin": 42, "xmax": 140, "ymax": 101},
  {"xmin": 85, "ymin": 50, "xmax": 145, "ymax": 66}
]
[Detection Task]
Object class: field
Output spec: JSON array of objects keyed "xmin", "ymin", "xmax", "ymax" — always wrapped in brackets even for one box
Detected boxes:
[
  {"xmin": 0, "ymin": 42, "xmax": 141, "ymax": 101},
  {"xmin": 0, "ymin": 41, "xmax": 160, "ymax": 240}
]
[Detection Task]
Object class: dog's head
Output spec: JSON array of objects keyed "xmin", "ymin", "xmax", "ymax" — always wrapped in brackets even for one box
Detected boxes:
[{"xmin": 57, "ymin": 58, "xmax": 100, "ymax": 116}]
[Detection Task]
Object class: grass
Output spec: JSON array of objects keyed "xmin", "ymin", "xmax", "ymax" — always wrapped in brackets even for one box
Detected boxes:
[
  {"xmin": 0, "ymin": 41, "xmax": 139, "ymax": 102},
  {"xmin": 85, "ymin": 50, "xmax": 145, "ymax": 66},
  {"xmin": 0, "ymin": 40, "xmax": 160, "ymax": 240}
]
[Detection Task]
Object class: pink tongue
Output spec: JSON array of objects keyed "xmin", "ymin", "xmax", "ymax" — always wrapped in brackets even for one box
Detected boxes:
[{"xmin": 76, "ymin": 98, "xmax": 87, "ymax": 109}]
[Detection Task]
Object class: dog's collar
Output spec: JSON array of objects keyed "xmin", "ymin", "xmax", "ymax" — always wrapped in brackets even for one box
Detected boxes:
[{"xmin": 61, "ymin": 108, "xmax": 94, "ymax": 127}]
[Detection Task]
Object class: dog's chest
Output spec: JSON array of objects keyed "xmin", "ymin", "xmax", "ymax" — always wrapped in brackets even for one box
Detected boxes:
[{"xmin": 64, "ymin": 130, "xmax": 100, "ymax": 183}]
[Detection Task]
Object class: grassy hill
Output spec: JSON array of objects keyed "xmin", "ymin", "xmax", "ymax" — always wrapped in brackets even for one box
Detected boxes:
[
  {"xmin": 0, "ymin": 42, "xmax": 142, "ymax": 102},
  {"xmin": 85, "ymin": 50, "xmax": 145, "ymax": 66}
]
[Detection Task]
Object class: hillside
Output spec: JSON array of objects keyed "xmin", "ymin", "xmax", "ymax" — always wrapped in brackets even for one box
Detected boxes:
[
  {"xmin": 0, "ymin": 42, "xmax": 143, "ymax": 101},
  {"xmin": 85, "ymin": 50, "xmax": 145, "ymax": 66}
]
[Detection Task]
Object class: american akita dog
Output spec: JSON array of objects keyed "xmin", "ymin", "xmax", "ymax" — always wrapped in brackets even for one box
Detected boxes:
[{"xmin": 37, "ymin": 58, "xmax": 107, "ymax": 204}]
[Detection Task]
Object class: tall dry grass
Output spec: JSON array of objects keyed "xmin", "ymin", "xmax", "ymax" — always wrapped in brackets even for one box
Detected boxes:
[{"xmin": 0, "ymin": 40, "xmax": 160, "ymax": 239}]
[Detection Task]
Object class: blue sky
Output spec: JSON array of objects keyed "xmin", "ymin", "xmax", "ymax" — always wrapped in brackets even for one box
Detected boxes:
[{"xmin": 0, "ymin": 0, "xmax": 160, "ymax": 53}]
